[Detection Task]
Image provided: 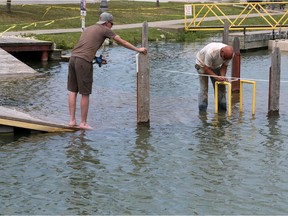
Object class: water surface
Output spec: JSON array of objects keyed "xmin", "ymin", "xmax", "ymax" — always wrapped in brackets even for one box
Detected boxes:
[{"xmin": 1, "ymin": 38, "xmax": 288, "ymax": 214}]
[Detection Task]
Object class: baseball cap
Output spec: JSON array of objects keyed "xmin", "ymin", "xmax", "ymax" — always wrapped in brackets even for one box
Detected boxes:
[{"xmin": 97, "ymin": 12, "xmax": 113, "ymax": 25}]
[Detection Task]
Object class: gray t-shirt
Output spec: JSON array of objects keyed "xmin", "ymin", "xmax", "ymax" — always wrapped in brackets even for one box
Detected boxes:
[{"xmin": 72, "ymin": 24, "xmax": 116, "ymax": 62}]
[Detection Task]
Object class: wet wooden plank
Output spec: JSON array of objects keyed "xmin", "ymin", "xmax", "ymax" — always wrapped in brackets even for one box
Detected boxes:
[
  {"xmin": 0, "ymin": 107, "xmax": 78, "ymax": 133},
  {"xmin": 0, "ymin": 117, "xmax": 77, "ymax": 133}
]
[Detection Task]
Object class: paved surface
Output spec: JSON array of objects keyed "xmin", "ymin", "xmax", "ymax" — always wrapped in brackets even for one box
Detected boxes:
[
  {"xmin": 0, "ymin": 48, "xmax": 37, "ymax": 75},
  {"xmin": 2, "ymin": 19, "xmax": 186, "ymax": 36}
]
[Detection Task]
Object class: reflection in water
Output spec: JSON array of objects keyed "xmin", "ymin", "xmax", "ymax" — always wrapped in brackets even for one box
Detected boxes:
[
  {"xmin": 65, "ymin": 131, "xmax": 101, "ymax": 214},
  {"xmin": 261, "ymin": 114, "xmax": 284, "ymax": 148},
  {"xmin": 0, "ymin": 132, "xmax": 30, "ymax": 146},
  {"xmin": 130, "ymin": 124, "xmax": 154, "ymax": 172},
  {"xmin": 192, "ymin": 111, "xmax": 263, "ymax": 214}
]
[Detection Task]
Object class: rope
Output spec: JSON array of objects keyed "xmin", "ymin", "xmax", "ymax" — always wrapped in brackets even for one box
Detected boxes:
[{"xmin": 154, "ymin": 69, "xmax": 288, "ymax": 83}]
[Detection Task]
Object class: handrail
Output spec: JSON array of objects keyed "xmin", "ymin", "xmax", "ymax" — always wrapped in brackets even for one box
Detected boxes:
[{"xmin": 184, "ymin": 2, "xmax": 288, "ymax": 31}]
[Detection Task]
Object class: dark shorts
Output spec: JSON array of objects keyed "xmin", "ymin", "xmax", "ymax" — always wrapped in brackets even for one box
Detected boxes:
[{"xmin": 67, "ymin": 56, "xmax": 93, "ymax": 95}]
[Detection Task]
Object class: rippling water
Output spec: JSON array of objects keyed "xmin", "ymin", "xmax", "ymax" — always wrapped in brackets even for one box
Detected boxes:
[{"xmin": 1, "ymin": 37, "xmax": 288, "ymax": 214}]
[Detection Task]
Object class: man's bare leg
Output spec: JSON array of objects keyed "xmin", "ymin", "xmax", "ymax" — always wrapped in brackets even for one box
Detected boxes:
[
  {"xmin": 68, "ymin": 91, "xmax": 78, "ymax": 126},
  {"xmin": 79, "ymin": 94, "xmax": 93, "ymax": 130}
]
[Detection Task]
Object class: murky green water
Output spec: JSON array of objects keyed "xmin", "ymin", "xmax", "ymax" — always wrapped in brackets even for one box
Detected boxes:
[{"xmin": 1, "ymin": 38, "xmax": 288, "ymax": 214}]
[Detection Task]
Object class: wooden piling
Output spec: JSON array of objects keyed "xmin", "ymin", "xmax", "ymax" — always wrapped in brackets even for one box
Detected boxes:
[
  {"xmin": 232, "ymin": 37, "xmax": 240, "ymax": 93},
  {"xmin": 268, "ymin": 47, "xmax": 281, "ymax": 114},
  {"xmin": 42, "ymin": 51, "xmax": 49, "ymax": 62},
  {"xmin": 137, "ymin": 22, "xmax": 150, "ymax": 124},
  {"xmin": 222, "ymin": 21, "xmax": 229, "ymax": 45}
]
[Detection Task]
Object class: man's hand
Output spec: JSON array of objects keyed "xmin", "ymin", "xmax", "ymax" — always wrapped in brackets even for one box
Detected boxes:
[
  {"xmin": 215, "ymin": 75, "xmax": 228, "ymax": 82},
  {"xmin": 138, "ymin": 47, "xmax": 147, "ymax": 55}
]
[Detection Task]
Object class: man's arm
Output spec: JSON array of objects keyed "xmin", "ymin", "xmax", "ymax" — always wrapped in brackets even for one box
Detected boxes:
[
  {"xmin": 219, "ymin": 63, "xmax": 228, "ymax": 77},
  {"xmin": 203, "ymin": 65, "xmax": 227, "ymax": 82},
  {"xmin": 113, "ymin": 35, "xmax": 147, "ymax": 54}
]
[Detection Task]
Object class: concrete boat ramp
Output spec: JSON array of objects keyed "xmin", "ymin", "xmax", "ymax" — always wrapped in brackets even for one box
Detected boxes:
[
  {"xmin": 0, "ymin": 38, "xmax": 77, "ymax": 134},
  {"xmin": 0, "ymin": 47, "xmax": 38, "ymax": 77}
]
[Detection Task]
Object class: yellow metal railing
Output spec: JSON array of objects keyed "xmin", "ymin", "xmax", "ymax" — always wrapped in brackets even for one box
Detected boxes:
[
  {"xmin": 215, "ymin": 81, "xmax": 232, "ymax": 116},
  {"xmin": 214, "ymin": 80, "xmax": 256, "ymax": 116},
  {"xmin": 239, "ymin": 80, "xmax": 256, "ymax": 115},
  {"xmin": 184, "ymin": 2, "xmax": 288, "ymax": 31}
]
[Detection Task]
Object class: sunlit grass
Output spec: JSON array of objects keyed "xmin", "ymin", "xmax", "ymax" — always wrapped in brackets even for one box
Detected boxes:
[
  {"xmin": 1, "ymin": 1, "xmax": 280, "ymax": 49},
  {"xmin": 0, "ymin": 2, "xmax": 243, "ymax": 32}
]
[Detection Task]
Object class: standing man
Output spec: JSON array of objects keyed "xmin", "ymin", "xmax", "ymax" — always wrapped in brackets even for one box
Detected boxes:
[
  {"xmin": 68, "ymin": 12, "xmax": 147, "ymax": 129},
  {"xmin": 195, "ymin": 42, "xmax": 234, "ymax": 112}
]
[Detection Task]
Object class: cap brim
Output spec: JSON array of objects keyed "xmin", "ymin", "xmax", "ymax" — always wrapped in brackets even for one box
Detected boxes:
[{"xmin": 97, "ymin": 21, "xmax": 106, "ymax": 24}]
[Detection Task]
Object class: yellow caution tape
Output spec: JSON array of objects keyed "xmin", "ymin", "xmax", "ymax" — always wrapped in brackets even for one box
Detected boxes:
[
  {"xmin": 22, "ymin": 23, "xmax": 37, "ymax": 29},
  {"xmin": 0, "ymin": 25, "xmax": 16, "ymax": 37},
  {"xmin": 44, "ymin": 20, "xmax": 55, "ymax": 26},
  {"xmin": 42, "ymin": 6, "xmax": 52, "ymax": 19}
]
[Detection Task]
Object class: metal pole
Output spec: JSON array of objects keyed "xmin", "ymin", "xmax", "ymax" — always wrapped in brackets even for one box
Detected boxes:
[
  {"xmin": 156, "ymin": 0, "xmax": 160, "ymax": 7},
  {"xmin": 6, "ymin": 0, "xmax": 11, "ymax": 12},
  {"xmin": 80, "ymin": 0, "xmax": 86, "ymax": 32},
  {"xmin": 215, "ymin": 81, "xmax": 232, "ymax": 116},
  {"xmin": 100, "ymin": 0, "xmax": 108, "ymax": 15},
  {"xmin": 239, "ymin": 80, "xmax": 256, "ymax": 115}
]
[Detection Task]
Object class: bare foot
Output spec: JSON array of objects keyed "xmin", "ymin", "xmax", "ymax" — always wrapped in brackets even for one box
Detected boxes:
[
  {"xmin": 79, "ymin": 123, "xmax": 93, "ymax": 130},
  {"xmin": 69, "ymin": 120, "xmax": 77, "ymax": 127}
]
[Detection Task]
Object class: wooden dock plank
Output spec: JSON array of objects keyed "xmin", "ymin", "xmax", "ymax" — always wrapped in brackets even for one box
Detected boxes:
[
  {"xmin": 0, "ymin": 117, "xmax": 75, "ymax": 133},
  {"xmin": 0, "ymin": 107, "xmax": 78, "ymax": 133}
]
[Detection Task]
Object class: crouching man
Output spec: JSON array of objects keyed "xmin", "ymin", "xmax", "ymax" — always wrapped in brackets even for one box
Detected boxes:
[{"xmin": 195, "ymin": 42, "xmax": 234, "ymax": 112}]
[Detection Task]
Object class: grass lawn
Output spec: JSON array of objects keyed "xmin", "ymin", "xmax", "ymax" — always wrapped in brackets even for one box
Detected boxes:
[
  {"xmin": 1, "ymin": 1, "xmax": 216, "ymax": 48},
  {"xmin": 1, "ymin": 1, "xmax": 282, "ymax": 49}
]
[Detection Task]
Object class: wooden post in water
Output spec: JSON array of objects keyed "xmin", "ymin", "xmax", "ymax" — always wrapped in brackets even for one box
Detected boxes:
[
  {"xmin": 268, "ymin": 47, "xmax": 281, "ymax": 115},
  {"xmin": 232, "ymin": 37, "xmax": 240, "ymax": 93},
  {"xmin": 222, "ymin": 20, "xmax": 229, "ymax": 45},
  {"xmin": 137, "ymin": 22, "xmax": 150, "ymax": 124}
]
